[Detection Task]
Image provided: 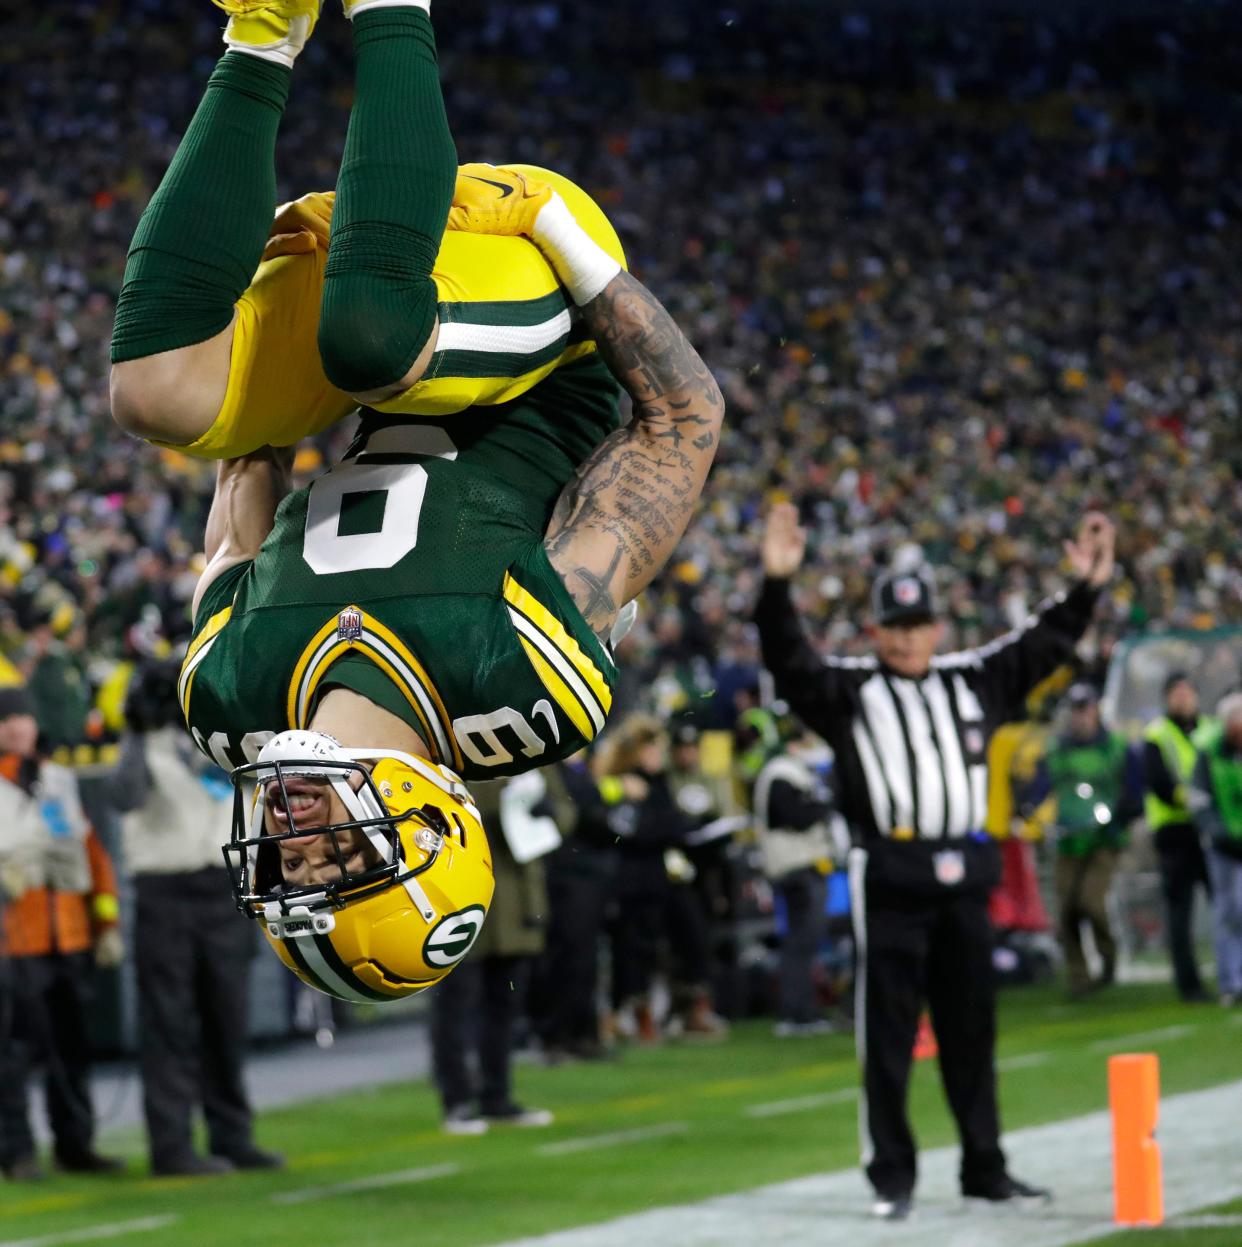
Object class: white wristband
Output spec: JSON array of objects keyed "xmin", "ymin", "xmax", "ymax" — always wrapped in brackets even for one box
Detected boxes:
[
  {"xmin": 348, "ymin": 0, "xmax": 431, "ymax": 17},
  {"xmin": 531, "ymin": 193, "xmax": 622, "ymax": 307}
]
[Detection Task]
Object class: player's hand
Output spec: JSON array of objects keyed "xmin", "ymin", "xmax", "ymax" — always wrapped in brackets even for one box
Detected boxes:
[
  {"xmin": 762, "ymin": 502, "xmax": 808, "ymax": 579},
  {"xmin": 447, "ymin": 164, "xmax": 552, "ymax": 238},
  {"xmin": 1064, "ymin": 511, "xmax": 1115, "ymax": 587},
  {"xmin": 263, "ymin": 191, "xmax": 335, "ymax": 262}
]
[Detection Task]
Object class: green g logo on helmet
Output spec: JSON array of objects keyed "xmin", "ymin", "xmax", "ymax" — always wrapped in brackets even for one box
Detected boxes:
[{"xmin": 424, "ymin": 905, "xmax": 487, "ymax": 968}]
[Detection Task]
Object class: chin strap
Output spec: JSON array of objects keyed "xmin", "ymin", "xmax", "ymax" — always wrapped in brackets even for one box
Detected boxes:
[{"xmin": 401, "ymin": 874, "xmax": 437, "ymax": 923}]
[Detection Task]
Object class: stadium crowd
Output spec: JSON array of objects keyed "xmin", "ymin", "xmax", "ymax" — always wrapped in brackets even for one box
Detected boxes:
[{"xmin": 2, "ymin": 1, "xmax": 1241, "ymax": 728}]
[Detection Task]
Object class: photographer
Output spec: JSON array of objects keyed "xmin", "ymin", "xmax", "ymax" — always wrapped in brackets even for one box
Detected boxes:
[
  {"xmin": 104, "ymin": 660, "xmax": 281, "ymax": 1177},
  {"xmin": 753, "ymin": 718, "xmax": 843, "ymax": 1036},
  {"xmin": 1039, "ymin": 684, "xmax": 1140, "ymax": 997}
]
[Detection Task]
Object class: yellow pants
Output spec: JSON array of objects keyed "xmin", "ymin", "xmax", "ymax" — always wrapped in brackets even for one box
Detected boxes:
[{"xmin": 175, "ymin": 166, "xmax": 626, "ymax": 460}]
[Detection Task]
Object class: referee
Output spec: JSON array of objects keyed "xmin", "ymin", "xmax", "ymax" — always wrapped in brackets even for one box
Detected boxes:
[{"xmin": 755, "ymin": 504, "xmax": 1115, "ymax": 1221}]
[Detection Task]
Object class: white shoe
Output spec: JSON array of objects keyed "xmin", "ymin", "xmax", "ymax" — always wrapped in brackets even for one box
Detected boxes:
[
  {"xmin": 872, "ymin": 1195, "xmax": 913, "ymax": 1221},
  {"xmin": 773, "ymin": 1019, "xmax": 836, "ymax": 1038},
  {"xmin": 483, "ymin": 1102, "xmax": 554, "ymax": 1128},
  {"xmin": 442, "ymin": 1106, "xmax": 488, "ymax": 1136}
]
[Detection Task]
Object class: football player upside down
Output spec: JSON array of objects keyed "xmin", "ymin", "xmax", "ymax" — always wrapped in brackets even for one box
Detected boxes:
[{"xmin": 108, "ymin": 0, "xmax": 723, "ymax": 1000}]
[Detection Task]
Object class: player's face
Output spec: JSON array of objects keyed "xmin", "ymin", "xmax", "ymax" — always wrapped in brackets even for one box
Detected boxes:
[
  {"xmin": 872, "ymin": 620, "xmax": 944, "ymax": 678},
  {"xmin": 263, "ymin": 773, "xmax": 381, "ymax": 887}
]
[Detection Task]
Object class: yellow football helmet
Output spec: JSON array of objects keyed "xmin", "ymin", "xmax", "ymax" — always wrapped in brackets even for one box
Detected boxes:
[{"xmin": 225, "ymin": 731, "xmax": 493, "ymax": 1002}]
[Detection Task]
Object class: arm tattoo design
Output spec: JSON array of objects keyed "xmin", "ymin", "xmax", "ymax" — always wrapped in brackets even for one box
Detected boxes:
[{"xmin": 545, "ymin": 272, "xmax": 724, "ymax": 638}]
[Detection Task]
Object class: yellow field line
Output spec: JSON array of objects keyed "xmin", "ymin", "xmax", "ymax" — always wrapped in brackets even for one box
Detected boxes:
[{"xmin": 2, "ymin": 1194, "xmax": 92, "ymax": 1217}]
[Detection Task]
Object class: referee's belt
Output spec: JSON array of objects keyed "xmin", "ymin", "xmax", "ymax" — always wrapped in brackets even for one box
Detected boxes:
[{"xmin": 887, "ymin": 827, "xmax": 990, "ymax": 843}]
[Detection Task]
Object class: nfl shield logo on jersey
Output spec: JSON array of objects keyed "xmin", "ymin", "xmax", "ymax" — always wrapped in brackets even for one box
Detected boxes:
[
  {"xmin": 933, "ymin": 849, "xmax": 966, "ymax": 887},
  {"xmin": 337, "ymin": 606, "xmax": 364, "ymax": 644}
]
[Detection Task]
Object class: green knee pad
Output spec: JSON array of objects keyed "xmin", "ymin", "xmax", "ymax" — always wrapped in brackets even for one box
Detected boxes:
[{"xmin": 317, "ymin": 221, "xmax": 440, "ymax": 394}]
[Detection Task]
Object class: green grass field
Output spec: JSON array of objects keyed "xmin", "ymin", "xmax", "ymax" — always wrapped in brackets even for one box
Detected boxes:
[{"xmin": 5, "ymin": 984, "xmax": 1241, "ymax": 1247}]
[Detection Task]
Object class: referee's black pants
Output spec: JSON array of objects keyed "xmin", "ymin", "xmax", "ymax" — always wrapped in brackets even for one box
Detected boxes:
[{"xmin": 852, "ymin": 861, "xmax": 1006, "ymax": 1199}]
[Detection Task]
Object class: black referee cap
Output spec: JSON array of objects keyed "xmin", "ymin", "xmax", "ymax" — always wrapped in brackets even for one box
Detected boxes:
[{"xmin": 872, "ymin": 569, "xmax": 938, "ymax": 627}]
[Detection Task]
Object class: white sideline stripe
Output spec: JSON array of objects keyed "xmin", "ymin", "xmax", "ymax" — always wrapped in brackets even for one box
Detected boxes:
[
  {"xmin": 1087, "ymin": 1024, "xmax": 1196, "ymax": 1053},
  {"xmin": 436, "ymin": 310, "xmax": 572, "ymax": 356},
  {"xmin": 1170, "ymin": 1214, "xmax": 1242, "ymax": 1228},
  {"xmin": 996, "ymin": 1051, "xmax": 1052, "ymax": 1071},
  {"xmin": 494, "ymin": 1079, "xmax": 1242, "ymax": 1247},
  {"xmin": 537, "ymin": 1122, "xmax": 688, "ymax": 1157},
  {"xmin": 0, "ymin": 1216, "xmax": 180, "ymax": 1247},
  {"xmin": 744, "ymin": 1090, "xmax": 858, "ymax": 1119},
  {"xmin": 270, "ymin": 1162, "xmax": 460, "ymax": 1204}
]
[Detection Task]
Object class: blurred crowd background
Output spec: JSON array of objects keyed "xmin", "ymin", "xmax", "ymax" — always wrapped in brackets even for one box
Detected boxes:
[
  {"xmin": 1, "ymin": 0, "xmax": 1241, "ymax": 1181},
  {"xmin": 3, "ymin": 0, "xmax": 1241, "ymax": 736}
]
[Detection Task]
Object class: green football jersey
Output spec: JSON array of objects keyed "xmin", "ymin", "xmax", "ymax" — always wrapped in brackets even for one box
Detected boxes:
[{"xmin": 179, "ymin": 357, "xmax": 622, "ymax": 781}]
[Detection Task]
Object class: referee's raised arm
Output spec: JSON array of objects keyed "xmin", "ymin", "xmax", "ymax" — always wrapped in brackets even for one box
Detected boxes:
[
  {"xmin": 971, "ymin": 512, "xmax": 1116, "ymax": 715},
  {"xmin": 754, "ymin": 502, "xmax": 854, "ymax": 738}
]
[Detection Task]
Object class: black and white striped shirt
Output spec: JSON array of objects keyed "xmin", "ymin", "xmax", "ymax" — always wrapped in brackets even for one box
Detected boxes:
[{"xmin": 755, "ymin": 579, "xmax": 1098, "ymax": 843}]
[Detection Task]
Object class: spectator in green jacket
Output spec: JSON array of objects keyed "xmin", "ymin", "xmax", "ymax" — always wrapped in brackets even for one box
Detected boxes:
[
  {"xmin": 1192, "ymin": 694, "xmax": 1242, "ymax": 1006},
  {"xmin": 1040, "ymin": 684, "xmax": 1142, "ymax": 997}
]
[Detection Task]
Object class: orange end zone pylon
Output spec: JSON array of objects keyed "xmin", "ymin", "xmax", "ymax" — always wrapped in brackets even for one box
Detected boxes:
[{"xmin": 1109, "ymin": 1053, "xmax": 1164, "ymax": 1226}]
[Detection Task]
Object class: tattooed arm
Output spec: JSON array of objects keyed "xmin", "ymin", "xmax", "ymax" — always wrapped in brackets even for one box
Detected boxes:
[{"xmin": 544, "ymin": 271, "xmax": 725, "ymax": 640}]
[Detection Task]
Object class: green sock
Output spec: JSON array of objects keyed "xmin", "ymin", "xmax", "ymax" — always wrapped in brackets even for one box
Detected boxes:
[
  {"xmin": 317, "ymin": 7, "xmax": 457, "ymax": 395},
  {"xmin": 110, "ymin": 54, "xmax": 291, "ymax": 364}
]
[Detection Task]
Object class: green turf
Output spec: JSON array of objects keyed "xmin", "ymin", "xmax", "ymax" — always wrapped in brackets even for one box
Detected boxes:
[
  {"xmin": 5, "ymin": 984, "xmax": 1239, "ymax": 1247},
  {"xmin": 1075, "ymin": 1195, "xmax": 1242, "ymax": 1247}
]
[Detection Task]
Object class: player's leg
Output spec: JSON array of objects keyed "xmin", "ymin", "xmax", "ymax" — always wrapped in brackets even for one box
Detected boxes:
[
  {"xmin": 369, "ymin": 165, "xmax": 630, "ymax": 418},
  {"xmin": 316, "ymin": 0, "xmax": 456, "ymax": 402},
  {"xmin": 109, "ymin": 1, "xmax": 318, "ymax": 445},
  {"xmin": 858, "ymin": 893, "xmax": 930, "ymax": 1204},
  {"xmin": 926, "ymin": 896, "xmax": 1007, "ymax": 1194}
]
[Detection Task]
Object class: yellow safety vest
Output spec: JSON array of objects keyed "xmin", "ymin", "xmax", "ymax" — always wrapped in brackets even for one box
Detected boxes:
[{"xmin": 1144, "ymin": 716, "xmax": 1198, "ymax": 829}]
